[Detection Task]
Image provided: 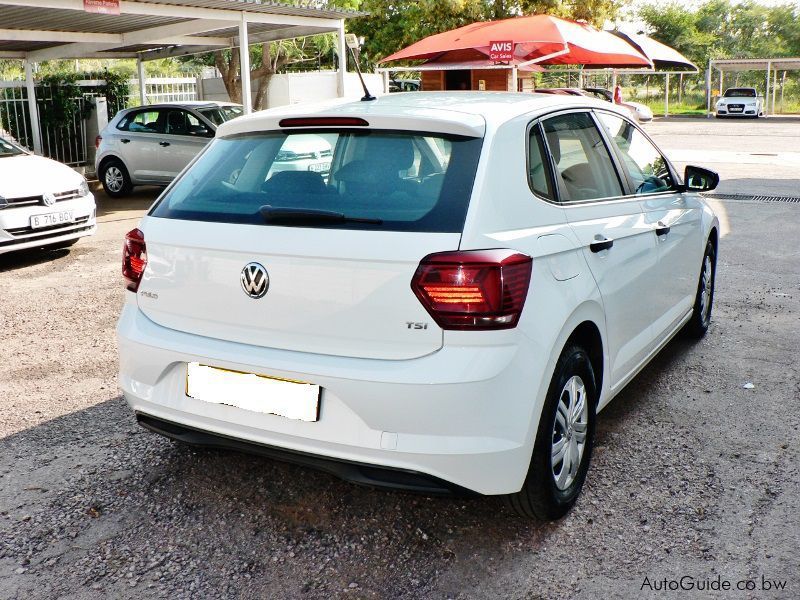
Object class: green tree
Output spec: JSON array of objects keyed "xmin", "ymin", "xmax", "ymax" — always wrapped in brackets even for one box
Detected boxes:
[{"xmin": 639, "ymin": 0, "xmax": 800, "ymax": 66}]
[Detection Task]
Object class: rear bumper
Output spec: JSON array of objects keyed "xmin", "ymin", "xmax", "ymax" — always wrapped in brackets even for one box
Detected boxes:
[
  {"xmin": 117, "ymin": 301, "xmax": 548, "ymax": 495},
  {"xmin": 136, "ymin": 413, "xmax": 477, "ymax": 496}
]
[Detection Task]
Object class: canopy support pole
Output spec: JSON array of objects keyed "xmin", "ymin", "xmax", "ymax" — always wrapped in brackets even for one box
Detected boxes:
[
  {"xmin": 664, "ymin": 73, "xmax": 670, "ymax": 118},
  {"xmin": 336, "ymin": 20, "xmax": 346, "ymax": 97},
  {"xmin": 239, "ymin": 11, "xmax": 252, "ymax": 114},
  {"xmin": 137, "ymin": 56, "xmax": 146, "ymax": 105},
  {"xmin": 381, "ymin": 70, "xmax": 389, "ymax": 94},
  {"xmin": 511, "ymin": 65, "xmax": 518, "ymax": 92},
  {"xmin": 780, "ymin": 71, "xmax": 786, "ymax": 112},
  {"xmin": 706, "ymin": 60, "xmax": 712, "ymax": 117},
  {"xmin": 765, "ymin": 61, "xmax": 771, "ymax": 116},
  {"xmin": 772, "ymin": 68, "xmax": 777, "ymax": 114},
  {"xmin": 23, "ymin": 59, "xmax": 42, "ymax": 155}
]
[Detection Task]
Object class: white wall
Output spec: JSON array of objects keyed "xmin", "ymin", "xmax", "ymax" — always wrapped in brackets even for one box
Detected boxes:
[{"xmin": 200, "ymin": 71, "xmax": 385, "ymax": 109}]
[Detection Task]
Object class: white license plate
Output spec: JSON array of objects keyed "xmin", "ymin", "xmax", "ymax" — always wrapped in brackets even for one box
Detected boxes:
[
  {"xmin": 186, "ymin": 363, "xmax": 320, "ymax": 422},
  {"xmin": 30, "ymin": 210, "xmax": 74, "ymax": 229},
  {"xmin": 308, "ymin": 162, "xmax": 330, "ymax": 173},
  {"xmin": 729, "ymin": 107, "xmax": 743, "ymax": 112}
]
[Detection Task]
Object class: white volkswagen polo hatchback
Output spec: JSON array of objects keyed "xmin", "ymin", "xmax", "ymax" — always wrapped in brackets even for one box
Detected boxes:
[
  {"xmin": 0, "ymin": 137, "xmax": 96, "ymax": 254},
  {"xmin": 118, "ymin": 92, "xmax": 720, "ymax": 519}
]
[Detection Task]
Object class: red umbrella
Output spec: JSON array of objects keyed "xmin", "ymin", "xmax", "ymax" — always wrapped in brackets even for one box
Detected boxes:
[{"xmin": 381, "ymin": 15, "xmax": 653, "ymax": 69}]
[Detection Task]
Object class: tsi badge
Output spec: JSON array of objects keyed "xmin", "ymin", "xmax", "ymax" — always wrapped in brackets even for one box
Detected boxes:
[
  {"xmin": 241, "ymin": 262, "xmax": 269, "ymax": 299},
  {"xmin": 42, "ymin": 192, "xmax": 56, "ymax": 207}
]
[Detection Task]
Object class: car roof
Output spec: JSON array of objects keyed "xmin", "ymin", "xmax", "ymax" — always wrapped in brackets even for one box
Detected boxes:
[
  {"xmin": 123, "ymin": 101, "xmax": 241, "ymax": 111},
  {"xmin": 217, "ymin": 92, "xmax": 616, "ymax": 138}
]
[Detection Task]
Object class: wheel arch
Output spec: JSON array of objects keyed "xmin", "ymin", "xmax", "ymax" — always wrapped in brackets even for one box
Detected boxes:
[
  {"xmin": 538, "ymin": 300, "xmax": 608, "ymax": 412},
  {"xmin": 563, "ymin": 321, "xmax": 604, "ymax": 405},
  {"xmin": 708, "ymin": 226, "xmax": 719, "ymax": 255},
  {"xmin": 98, "ymin": 154, "xmax": 130, "ymax": 177}
]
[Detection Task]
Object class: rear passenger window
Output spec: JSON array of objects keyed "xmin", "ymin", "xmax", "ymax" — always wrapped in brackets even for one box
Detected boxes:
[
  {"xmin": 528, "ymin": 124, "xmax": 555, "ymax": 200},
  {"xmin": 542, "ymin": 112, "xmax": 624, "ymax": 202},
  {"xmin": 597, "ymin": 112, "xmax": 675, "ymax": 195},
  {"xmin": 117, "ymin": 110, "xmax": 163, "ymax": 133}
]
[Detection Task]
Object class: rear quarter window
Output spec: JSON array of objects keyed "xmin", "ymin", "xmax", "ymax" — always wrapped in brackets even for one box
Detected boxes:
[{"xmin": 149, "ymin": 130, "xmax": 483, "ymax": 232}]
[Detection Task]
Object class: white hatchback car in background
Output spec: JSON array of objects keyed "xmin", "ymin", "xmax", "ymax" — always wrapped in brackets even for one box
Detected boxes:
[
  {"xmin": 0, "ymin": 137, "xmax": 95, "ymax": 254},
  {"xmin": 95, "ymin": 101, "xmax": 243, "ymax": 197},
  {"xmin": 118, "ymin": 92, "xmax": 719, "ymax": 519}
]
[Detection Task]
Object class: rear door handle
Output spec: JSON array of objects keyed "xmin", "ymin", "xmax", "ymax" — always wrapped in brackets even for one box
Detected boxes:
[
  {"xmin": 655, "ymin": 223, "xmax": 671, "ymax": 236},
  {"xmin": 120, "ymin": 138, "xmax": 130, "ymax": 144},
  {"xmin": 159, "ymin": 141, "xmax": 171, "ymax": 147},
  {"xmin": 589, "ymin": 237, "xmax": 614, "ymax": 253}
]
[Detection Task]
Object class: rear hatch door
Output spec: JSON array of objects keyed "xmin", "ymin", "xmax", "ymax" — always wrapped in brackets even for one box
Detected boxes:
[{"xmin": 136, "ymin": 123, "xmax": 483, "ymax": 360}]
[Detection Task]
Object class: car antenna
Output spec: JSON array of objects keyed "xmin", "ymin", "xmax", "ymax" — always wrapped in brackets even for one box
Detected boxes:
[{"xmin": 345, "ymin": 33, "xmax": 376, "ymax": 102}]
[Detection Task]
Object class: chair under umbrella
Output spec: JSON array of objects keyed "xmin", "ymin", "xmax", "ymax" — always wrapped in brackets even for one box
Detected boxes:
[{"xmin": 381, "ymin": 14, "xmax": 653, "ymax": 69}]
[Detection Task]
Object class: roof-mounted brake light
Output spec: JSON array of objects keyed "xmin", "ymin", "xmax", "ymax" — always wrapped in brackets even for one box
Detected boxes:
[{"xmin": 279, "ymin": 117, "xmax": 369, "ymax": 128}]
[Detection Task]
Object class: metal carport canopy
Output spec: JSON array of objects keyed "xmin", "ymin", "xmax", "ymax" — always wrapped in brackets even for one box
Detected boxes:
[
  {"xmin": 0, "ymin": 0, "xmax": 364, "ymax": 152},
  {"xmin": 707, "ymin": 57, "xmax": 800, "ymax": 116}
]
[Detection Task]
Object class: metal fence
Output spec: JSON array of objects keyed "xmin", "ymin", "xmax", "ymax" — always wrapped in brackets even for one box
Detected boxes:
[
  {"xmin": 127, "ymin": 77, "xmax": 198, "ymax": 108},
  {"xmin": 0, "ymin": 80, "xmax": 35, "ymax": 152},
  {"xmin": 0, "ymin": 76, "xmax": 198, "ymax": 167}
]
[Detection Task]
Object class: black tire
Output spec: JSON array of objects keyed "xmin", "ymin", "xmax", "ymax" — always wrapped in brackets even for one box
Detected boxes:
[
  {"xmin": 505, "ymin": 345, "xmax": 597, "ymax": 520},
  {"xmin": 100, "ymin": 158, "xmax": 133, "ymax": 198},
  {"xmin": 684, "ymin": 239, "xmax": 716, "ymax": 338}
]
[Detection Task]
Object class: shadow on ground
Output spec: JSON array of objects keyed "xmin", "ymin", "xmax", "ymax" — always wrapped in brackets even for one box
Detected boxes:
[{"xmin": 1, "ymin": 331, "xmax": 719, "ymax": 599}]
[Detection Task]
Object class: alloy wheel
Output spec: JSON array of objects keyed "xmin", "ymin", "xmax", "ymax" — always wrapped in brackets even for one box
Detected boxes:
[
  {"xmin": 699, "ymin": 255, "xmax": 713, "ymax": 325},
  {"xmin": 105, "ymin": 166, "xmax": 124, "ymax": 193},
  {"xmin": 551, "ymin": 375, "xmax": 589, "ymax": 491}
]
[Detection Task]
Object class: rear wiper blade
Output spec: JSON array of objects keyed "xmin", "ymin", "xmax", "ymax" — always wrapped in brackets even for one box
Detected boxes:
[{"xmin": 259, "ymin": 206, "xmax": 382, "ymax": 225}]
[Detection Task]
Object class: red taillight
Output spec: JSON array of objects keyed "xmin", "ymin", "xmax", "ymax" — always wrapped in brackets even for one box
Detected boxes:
[
  {"xmin": 95, "ymin": 135, "xmax": 102, "ymax": 149},
  {"xmin": 411, "ymin": 249, "xmax": 532, "ymax": 330},
  {"xmin": 122, "ymin": 228, "xmax": 147, "ymax": 292}
]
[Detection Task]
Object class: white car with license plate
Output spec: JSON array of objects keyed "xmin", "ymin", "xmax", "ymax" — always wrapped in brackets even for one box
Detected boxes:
[
  {"xmin": 118, "ymin": 92, "xmax": 720, "ymax": 519},
  {"xmin": 0, "ymin": 137, "xmax": 96, "ymax": 254},
  {"xmin": 715, "ymin": 87, "xmax": 764, "ymax": 117}
]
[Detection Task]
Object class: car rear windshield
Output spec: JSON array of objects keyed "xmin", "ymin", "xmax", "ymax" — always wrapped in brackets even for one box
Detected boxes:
[
  {"xmin": 149, "ymin": 130, "xmax": 483, "ymax": 232},
  {"xmin": 197, "ymin": 106, "xmax": 244, "ymax": 126},
  {"xmin": 724, "ymin": 89, "xmax": 756, "ymax": 97}
]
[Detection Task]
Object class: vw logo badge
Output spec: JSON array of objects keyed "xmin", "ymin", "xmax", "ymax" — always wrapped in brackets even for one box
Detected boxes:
[
  {"xmin": 241, "ymin": 262, "xmax": 269, "ymax": 299},
  {"xmin": 42, "ymin": 192, "xmax": 56, "ymax": 207}
]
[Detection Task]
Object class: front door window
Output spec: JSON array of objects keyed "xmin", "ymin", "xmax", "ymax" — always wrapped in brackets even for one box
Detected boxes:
[
  {"xmin": 541, "ymin": 112, "xmax": 624, "ymax": 202},
  {"xmin": 596, "ymin": 112, "xmax": 675, "ymax": 195}
]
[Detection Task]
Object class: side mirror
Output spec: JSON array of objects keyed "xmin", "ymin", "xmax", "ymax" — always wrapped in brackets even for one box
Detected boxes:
[{"xmin": 683, "ymin": 165, "xmax": 719, "ymax": 192}]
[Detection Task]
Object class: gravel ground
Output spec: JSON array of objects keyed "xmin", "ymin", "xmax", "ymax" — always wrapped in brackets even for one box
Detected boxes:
[{"xmin": 1, "ymin": 119, "xmax": 799, "ymax": 599}]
